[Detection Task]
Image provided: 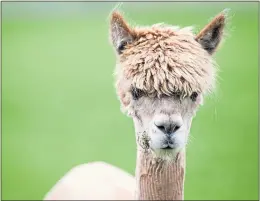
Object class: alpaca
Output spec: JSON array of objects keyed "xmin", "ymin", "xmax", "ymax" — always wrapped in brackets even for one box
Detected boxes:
[
  {"xmin": 44, "ymin": 10, "xmax": 228, "ymax": 200},
  {"xmin": 110, "ymin": 10, "xmax": 227, "ymax": 200}
]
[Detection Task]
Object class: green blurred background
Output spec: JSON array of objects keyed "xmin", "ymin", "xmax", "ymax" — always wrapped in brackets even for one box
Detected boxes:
[{"xmin": 2, "ymin": 2, "xmax": 258, "ymax": 200}]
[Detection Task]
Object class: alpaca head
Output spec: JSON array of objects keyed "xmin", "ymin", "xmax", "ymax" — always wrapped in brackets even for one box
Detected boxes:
[{"xmin": 110, "ymin": 10, "xmax": 227, "ymax": 160}]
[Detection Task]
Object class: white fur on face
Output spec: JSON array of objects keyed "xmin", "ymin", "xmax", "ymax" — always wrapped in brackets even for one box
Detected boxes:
[{"xmin": 131, "ymin": 95, "xmax": 202, "ymax": 160}]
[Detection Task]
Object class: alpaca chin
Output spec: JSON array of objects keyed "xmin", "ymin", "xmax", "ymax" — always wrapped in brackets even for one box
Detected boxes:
[{"xmin": 151, "ymin": 147, "xmax": 184, "ymax": 163}]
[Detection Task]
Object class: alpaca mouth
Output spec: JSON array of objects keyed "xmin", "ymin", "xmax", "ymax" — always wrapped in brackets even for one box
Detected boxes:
[
  {"xmin": 161, "ymin": 144, "xmax": 174, "ymax": 149},
  {"xmin": 162, "ymin": 146, "xmax": 172, "ymax": 150},
  {"xmin": 161, "ymin": 139, "xmax": 176, "ymax": 149}
]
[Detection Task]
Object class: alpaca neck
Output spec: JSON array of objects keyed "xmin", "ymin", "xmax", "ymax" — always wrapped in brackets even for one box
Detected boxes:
[{"xmin": 134, "ymin": 149, "xmax": 186, "ymax": 200}]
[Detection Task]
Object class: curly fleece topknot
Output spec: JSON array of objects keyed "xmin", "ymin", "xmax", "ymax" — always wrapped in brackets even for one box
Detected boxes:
[
  {"xmin": 111, "ymin": 10, "xmax": 227, "ymax": 101},
  {"xmin": 120, "ymin": 24, "xmax": 216, "ymax": 98}
]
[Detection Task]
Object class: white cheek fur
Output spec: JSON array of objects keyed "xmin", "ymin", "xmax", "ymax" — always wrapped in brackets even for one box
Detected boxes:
[
  {"xmin": 127, "ymin": 96, "xmax": 199, "ymax": 159},
  {"xmin": 196, "ymin": 94, "xmax": 204, "ymax": 105}
]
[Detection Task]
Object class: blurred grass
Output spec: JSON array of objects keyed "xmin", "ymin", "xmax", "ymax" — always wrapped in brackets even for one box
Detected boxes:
[{"xmin": 2, "ymin": 2, "xmax": 258, "ymax": 200}]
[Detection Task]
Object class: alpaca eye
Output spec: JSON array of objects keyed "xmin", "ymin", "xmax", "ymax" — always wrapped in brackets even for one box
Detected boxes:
[
  {"xmin": 131, "ymin": 87, "xmax": 143, "ymax": 100},
  {"xmin": 190, "ymin": 92, "xmax": 198, "ymax": 101},
  {"xmin": 172, "ymin": 91, "xmax": 182, "ymax": 99},
  {"xmin": 117, "ymin": 41, "xmax": 128, "ymax": 54}
]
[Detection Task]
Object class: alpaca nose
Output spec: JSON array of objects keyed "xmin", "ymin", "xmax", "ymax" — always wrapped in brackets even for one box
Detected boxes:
[
  {"xmin": 155, "ymin": 122, "xmax": 181, "ymax": 135},
  {"xmin": 154, "ymin": 115, "xmax": 183, "ymax": 135}
]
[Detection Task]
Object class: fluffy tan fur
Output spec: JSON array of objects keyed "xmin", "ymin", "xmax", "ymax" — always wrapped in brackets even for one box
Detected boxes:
[
  {"xmin": 121, "ymin": 25, "xmax": 216, "ymax": 98},
  {"xmin": 111, "ymin": 11, "xmax": 219, "ymax": 106}
]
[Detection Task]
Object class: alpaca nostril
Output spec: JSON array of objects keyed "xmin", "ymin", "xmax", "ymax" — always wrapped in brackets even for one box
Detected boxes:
[
  {"xmin": 173, "ymin": 125, "xmax": 180, "ymax": 133},
  {"xmin": 156, "ymin": 125, "xmax": 165, "ymax": 131},
  {"xmin": 154, "ymin": 123, "xmax": 168, "ymax": 134}
]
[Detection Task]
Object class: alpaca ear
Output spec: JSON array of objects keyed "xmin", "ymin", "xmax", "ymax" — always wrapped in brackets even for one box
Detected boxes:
[
  {"xmin": 195, "ymin": 9, "xmax": 228, "ymax": 54},
  {"xmin": 110, "ymin": 11, "xmax": 135, "ymax": 54}
]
